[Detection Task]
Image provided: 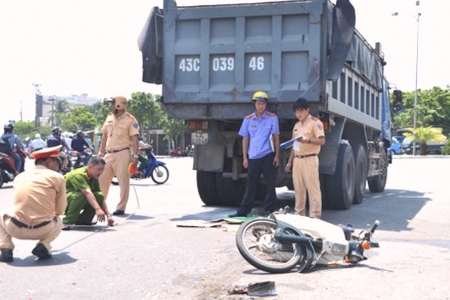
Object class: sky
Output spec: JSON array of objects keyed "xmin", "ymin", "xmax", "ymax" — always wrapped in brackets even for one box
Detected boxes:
[{"xmin": 1, "ymin": 0, "xmax": 449, "ymax": 124}]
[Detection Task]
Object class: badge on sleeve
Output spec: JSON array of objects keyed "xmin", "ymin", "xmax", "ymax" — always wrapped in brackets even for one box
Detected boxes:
[
  {"xmin": 318, "ymin": 124, "xmax": 323, "ymax": 130},
  {"xmin": 133, "ymin": 123, "xmax": 139, "ymax": 129}
]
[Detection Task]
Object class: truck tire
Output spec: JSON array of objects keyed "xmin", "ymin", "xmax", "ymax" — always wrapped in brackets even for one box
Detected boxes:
[
  {"xmin": 325, "ymin": 143, "xmax": 355, "ymax": 210},
  {"xmin": 196, "ymin": 171, "xmax": 221, "ymax": 205},
  {"xmin": 353, "ymin": 144, "xmax": 367, "ymax": 204},
  {"xmin": 368, "ymin": 149, "xmax": 388, "ymax": 193},
  {"xmin": 215, "ymin": 174, "xmax": 245, "ymax": 206}
]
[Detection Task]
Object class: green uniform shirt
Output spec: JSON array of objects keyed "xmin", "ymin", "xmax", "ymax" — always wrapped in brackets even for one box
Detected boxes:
[{"xmin": 65, "ymin": 167, "xmax": 101, "ymax": 194}]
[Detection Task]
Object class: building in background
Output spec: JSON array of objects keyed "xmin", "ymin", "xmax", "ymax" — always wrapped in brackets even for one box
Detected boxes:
[{"xmin": 35, "ymin": 94, "xmax": 101, "ymax": 126}]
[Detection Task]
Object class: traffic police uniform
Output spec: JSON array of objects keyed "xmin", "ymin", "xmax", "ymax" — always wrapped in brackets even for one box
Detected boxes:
[
  {"xmin": 291, "ymin": 115, "xmax": 325, "ymax": 218},
  {"xmin": 235, "ymin": 110, "xmax": 280, "ymax": 216},
  {"xmin": 0, "ymin": 146, "xmax": 67, "ymax": 257},
  {"xmin": 98, "ymin": 111, "xmax": 139, "ymax": 212}
]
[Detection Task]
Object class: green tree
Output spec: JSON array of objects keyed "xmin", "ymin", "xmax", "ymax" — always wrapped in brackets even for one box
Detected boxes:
[
  {"xmin": 403, "ymin": 126, "xmax": 447, "ymax": 155},
  {"xmin": 392, "ymin": 87, "xmax": 450, "ymax": 136},
  {"xmin": 127, "ymin": 92, "xmax": 165, "ymax": 135},
  {"xmin": 51, "ymin": 99, "xmax": 71, "ymax": 127},
  {"xmin": 160, "ymin": 116, "xmax": 187, "ymax": 149},
  {"xmin": 89, "ymin": 99, "xmax": 110, "ymax": 127},
  {"xmin": 63, "ymin": 106, "xmax": 97, "ymax": 132},
  {"xmin": 12, "ymin": 121, "xmax": 35, "ymax": 137}
]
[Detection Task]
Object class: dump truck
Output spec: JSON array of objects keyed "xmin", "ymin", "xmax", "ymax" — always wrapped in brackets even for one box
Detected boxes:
[{"xmin": 138, "ymin": 0, "xmax": 395, "ymax": 210}]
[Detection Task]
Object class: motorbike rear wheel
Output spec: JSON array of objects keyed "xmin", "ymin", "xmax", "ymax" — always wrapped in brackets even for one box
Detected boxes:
[
  {"xmin": 151, "ymin": 165, "xmax": 169, "ymax": 184},
  {"xmin": 236, "ymin": 218, "xmax": 303, "ymax": 273}
]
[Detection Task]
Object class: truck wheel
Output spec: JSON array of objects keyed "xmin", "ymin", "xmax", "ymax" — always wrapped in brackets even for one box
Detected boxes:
[
  {"xmin": 197, "ymin": 171, "xmax": 220, "ymax": 205},
  {"xmin": 326, "ymin": 143, "xmax": 355, "ymax": 210},
  {"xmin": 215, "ymin": 174, "xmax": 245, "ymax": 206},
  {"xmin": 353, "ymin": 144, "xmax": 367, "ymax": 204},
  {"xmin": 368, "ymin": 150, "xmax": 388, "ymax": 193}
]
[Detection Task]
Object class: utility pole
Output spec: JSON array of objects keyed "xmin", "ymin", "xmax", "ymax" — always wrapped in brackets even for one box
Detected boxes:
[{"xmin": 32, "ymin": 83, "xmax": 41, "ymax": 128}]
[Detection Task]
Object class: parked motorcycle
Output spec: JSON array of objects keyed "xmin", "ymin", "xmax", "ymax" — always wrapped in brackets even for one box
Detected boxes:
[
  {"xmin": 169, "ymin": 147, "xmax": 188, "ymax": 157},
  {"xmin": 0, "ymin": 148, "xmax": 26, "ymax": 188},
  {"xmin": 68, "ymin": 150, "xmax": 85, "ymax": 170},
  {"xmin": 112, "ymin": 148, "xmax": 169, "ymax": 185},
  {"xmin": 235, "ymin": 207, "xmax": 380, "ymax": 273}
]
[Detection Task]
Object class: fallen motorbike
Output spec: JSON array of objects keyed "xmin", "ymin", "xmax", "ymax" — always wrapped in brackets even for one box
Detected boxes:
[
  {"xmin": 0, "ymin": 148, "xmax": 26, "ymax": 188},
  {"xmin": 236, "ymin": 207, "xmax": 380, "ymax": 273},
  {"xmin": 112, "ymin": 148, "xmax": 169, "ymax": 185}
]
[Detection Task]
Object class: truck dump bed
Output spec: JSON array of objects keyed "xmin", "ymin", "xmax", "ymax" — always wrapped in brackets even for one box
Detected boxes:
[{"xmin": 141, "ymin": 0, "xmax": 384, "ymax": 126}]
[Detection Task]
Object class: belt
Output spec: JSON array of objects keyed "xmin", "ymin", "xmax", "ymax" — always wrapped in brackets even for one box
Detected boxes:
[
  {"xmin": 107, "ymin": 147, "xmax": 129, "ymax": 154},
  {"xmin": 10, "ymin": 217, "xmax": 55, "ymax": 229},
  {"xmin": 295, "ymin": 153, "xmax": 318, "ymax": 159}
]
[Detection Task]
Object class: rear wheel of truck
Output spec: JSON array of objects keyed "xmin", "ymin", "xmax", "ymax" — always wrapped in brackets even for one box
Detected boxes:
[
  {"xmin": 368, "ymin": 149, "xmax": 388, "ymax": 193},
  {"xmin": 215, "ymin": 174, "xmax": 245, "ymax": 206},
  {"xmin": 197, "ymin": 171, "xmax": 220, "ymax": 205},
  {"xmin": 325, "ymin": 143, "xmax": 355, "ymax": 210},
  {"xmin": 353, "ymin": 144, "xmax": 367, "ymax": 204}
]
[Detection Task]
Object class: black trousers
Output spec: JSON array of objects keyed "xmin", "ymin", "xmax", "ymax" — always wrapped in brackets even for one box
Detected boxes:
[{"xmin": 237, "ymin": 152, "xmax": 277, "ymax": 215}]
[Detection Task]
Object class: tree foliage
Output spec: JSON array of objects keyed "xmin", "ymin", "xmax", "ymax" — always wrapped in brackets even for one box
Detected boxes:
[
  {"xmin": 392, "ymin": 87, "xmax": 450, "ymax": 136},
  {"xmin": 63, "ymin": 106, "xmax": 98, "ymax": 132},
  {"xmin": 89, "ymin": 99, "xmax": 110, "ymax": 128},
  {"xmin": 403, "ymin": 126, "xmax": 447, "ymax": 155},
  {"xmin": 127, "ymin": 92, "xmax": 165, "ymax": 135}
]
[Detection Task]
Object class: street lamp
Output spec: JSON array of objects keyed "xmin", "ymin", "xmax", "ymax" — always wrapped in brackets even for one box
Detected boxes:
[{"xmin": 393, "ymin": 1, "xmax": 421, "ymax": 155}]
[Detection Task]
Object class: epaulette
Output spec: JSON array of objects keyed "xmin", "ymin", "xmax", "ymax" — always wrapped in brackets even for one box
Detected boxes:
[
  {"xmin": 126, "ymin": 112, "xmax": 136, "ymax": 119},
  {"xmin": 107, "ymin": 112, "xmax": 113, "ymax": 115},
  {"xmin": 245, "ymin": 113, "xmax": 254, "ymax": 119},
  {"xmin": 267, "ymin": 112, "xmax": 276, "ymax": 116},
  {"xmin": 311, "ymin": 116, "xmax": 318, "ymax": 121}
]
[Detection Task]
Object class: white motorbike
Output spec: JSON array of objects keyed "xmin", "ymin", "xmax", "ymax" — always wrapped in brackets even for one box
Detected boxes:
[{"xmin": 236, "ymin": 207, "xmax": 380, "ymax": 273}]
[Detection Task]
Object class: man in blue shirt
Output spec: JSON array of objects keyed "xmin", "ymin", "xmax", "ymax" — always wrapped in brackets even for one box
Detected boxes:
[
  {"xmin": 229, "ymin": 91, "xmax": 280, "ymax": 217},
  {"xmin": 2, "ymin": 122, "xmax": 24, "ymax": 173},
  {"xmin": 71, "ymin": 130, "xmax": 91, "ymax": 165}
]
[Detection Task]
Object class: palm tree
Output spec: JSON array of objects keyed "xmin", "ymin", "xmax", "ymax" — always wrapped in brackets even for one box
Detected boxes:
[
  {"xmin": 403, "ymin": 126, "xmax": 447, "ymax": 155},
  {"xmin": 52, "ymin": 99, "xmax": 71, "ymax": 127}
]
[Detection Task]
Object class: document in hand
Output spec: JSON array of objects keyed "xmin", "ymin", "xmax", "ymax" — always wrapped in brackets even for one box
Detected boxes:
[{"xmin": 280, "ymin": 136, "xmax": 303, "ymax": 150}]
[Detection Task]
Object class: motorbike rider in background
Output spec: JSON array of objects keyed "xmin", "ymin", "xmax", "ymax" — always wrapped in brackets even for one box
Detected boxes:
[
  {"xmin": 46, "ymin": 127, "xmax": 71, "ymax": 172},
  {"xmin": 29, "ymin": 133, "xmax": 46, "ymax": 154},
  {"xmin": 2, "ymin": 122, "xmax": 24, "ymax": 173},
  {"xmin": 71, "ymin": 130, "xmax": 91, "ymax": 165}
]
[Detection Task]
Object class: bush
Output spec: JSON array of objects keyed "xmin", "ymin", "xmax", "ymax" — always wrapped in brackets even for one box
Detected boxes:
[{"xmin": 442, "ymin": 140, "xmax": 450, "ymax": 155}]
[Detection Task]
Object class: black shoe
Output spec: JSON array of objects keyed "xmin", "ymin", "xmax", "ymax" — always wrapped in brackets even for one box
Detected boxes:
[
  {"xmin": 0, "ymin": 249, "xmax": 13, "ymax": 263},
  {"xmin": 32, "ymin": 243, "xmax": 52, "ymax": 260},
  {"xmin": 61, "ymin": 225, "xmax": 71, "ymax": 231},
  {"xmin": 113, "ymin": 210, "xmax": 125, "ymax": 216},
  {"xmin": 228, "ymin": 213, "xmax": 247, "ymax": 218},
  {"xmin": 74, "ymin": 220, "xmax": 97, "ymax": 226}
]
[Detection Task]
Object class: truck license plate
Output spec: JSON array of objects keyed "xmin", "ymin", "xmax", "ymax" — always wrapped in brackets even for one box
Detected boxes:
[{"xmin": 191, "ymin": 132, "xmax": 208, "ymax": 145}]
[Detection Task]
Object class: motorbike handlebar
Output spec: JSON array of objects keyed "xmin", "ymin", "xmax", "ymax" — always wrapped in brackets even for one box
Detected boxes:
[{"xmin": 370, "ymin": 220, "xmax": 380, "ymax": 234}]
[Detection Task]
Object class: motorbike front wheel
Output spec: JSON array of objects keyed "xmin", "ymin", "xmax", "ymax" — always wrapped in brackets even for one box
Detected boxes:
[
  {"xmin": 236, "ymin": 218, "xmax": 304, "ymax": 273},
  {"xmin": 151, "ymin": 165, "xmax": 169, "ymax": 184}
]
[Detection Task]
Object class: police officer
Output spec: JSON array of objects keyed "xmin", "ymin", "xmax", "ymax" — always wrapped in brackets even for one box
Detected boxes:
[
  {"xmin": 98, "ymin": 96, "xmax": 139, "ymax": 216},
  {"xmin": 229, "ymin": 91, "xmax": 280, "ymax": 217},
  {"xmin": 285, "ymin": 98, "xmax": 325, "ymax": 219},
  {"xmin": 0, "ymin": 146, "xmax": 67, "ymax": 262}
]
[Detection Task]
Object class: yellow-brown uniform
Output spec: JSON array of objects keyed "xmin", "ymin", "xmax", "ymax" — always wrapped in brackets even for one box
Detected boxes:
[
  {"xmin": 291, "ymin": 115, "xmax": 325, "ymax": 218},
  {"xmin": 99, "ymin": 111, "xmax": 139, "ymax": 212}
]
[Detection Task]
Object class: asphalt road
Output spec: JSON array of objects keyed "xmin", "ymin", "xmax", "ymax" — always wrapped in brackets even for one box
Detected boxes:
[{"xmin": 0, "ymin": 155, "xmax": 449, "ymax": 299}]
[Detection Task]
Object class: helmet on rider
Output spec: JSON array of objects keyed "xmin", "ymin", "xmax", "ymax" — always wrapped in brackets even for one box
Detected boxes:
[
  {"xmin": 106, "ymin": 96, "xmax": 127, "ymax": 110},
  {"xmin": 76, "ymin": 130, "xmax": 84, "ymax": 137},
  {"xmin": 252, "ymin": 91, "xmax": 269, "ymax": 103},
  {"xmin": 52, "ymin": 126, "xmax": 62, "ymax": 135},
  {"xmin": 35, "ymin": 133, "xmax": 41, "ymax": 139},
  {"xmin": 4, "ymin": 122, "xmax": 14, "ymax": 133}
]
